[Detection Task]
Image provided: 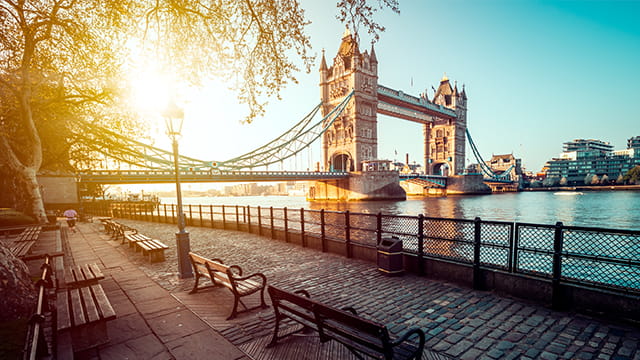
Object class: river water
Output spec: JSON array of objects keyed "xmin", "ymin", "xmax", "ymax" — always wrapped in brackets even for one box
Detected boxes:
[{"xmin": 161, "ymin": 190, "xmax": 640, "ymax": 231}]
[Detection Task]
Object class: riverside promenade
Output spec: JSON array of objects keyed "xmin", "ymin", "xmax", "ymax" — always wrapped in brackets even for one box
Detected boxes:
[{"xmin": 62, "ymin": 219, "xmax": 640, "ymax": 360}]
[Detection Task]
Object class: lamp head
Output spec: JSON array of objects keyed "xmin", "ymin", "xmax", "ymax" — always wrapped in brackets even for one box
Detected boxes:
[{"xmin": 163, "ymin": 99, "xmax": 184, "ymax": 137}]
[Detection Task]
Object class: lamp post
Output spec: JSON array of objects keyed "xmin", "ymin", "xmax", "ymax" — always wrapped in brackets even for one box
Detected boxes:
[{"xmin": 163, "ymin": 99, "xmax": 193, "ymax": 278}]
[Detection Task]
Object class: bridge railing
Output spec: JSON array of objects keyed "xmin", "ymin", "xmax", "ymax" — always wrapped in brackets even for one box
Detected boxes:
[{"xmin": 83, "ymin": 201, "xmax": 640, "ymax": 302}]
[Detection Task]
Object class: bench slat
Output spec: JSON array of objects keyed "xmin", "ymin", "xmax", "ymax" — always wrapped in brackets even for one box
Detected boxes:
[
  {"xmin": 57, "ymin": 291, "xmax": 72, "ymax": 331},
  {"xmin": 82, "ymin": 286, "xmax": 101, "ymax": 323},
  {"xmin": 92, "ymin": 284, "xmax": 116, "ymax": 319},
  {"xmin": 70, "ymin": 289, "xmax": 86, "ymax": 326}
]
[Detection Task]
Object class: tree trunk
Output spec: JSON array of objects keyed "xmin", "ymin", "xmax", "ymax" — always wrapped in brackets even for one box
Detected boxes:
[{"xmin": 21, "ymin": 167, "xmax": 48, "ymax": 224}]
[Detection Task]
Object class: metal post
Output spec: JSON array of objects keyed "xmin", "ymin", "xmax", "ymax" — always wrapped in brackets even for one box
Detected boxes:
[
  {"xmin": 210, "ymin": 205, "xmax": 214, "ymax": 228},
  {"xmin": 270, "ymin": 207, "xmax": 275, "ymax": 239},
  {"xmin": 321, "ymin": 209, "xmax": 326, "ymax": 252},
  {"xmin": 376, "ymin": 212, "xmax": 382, "ymax": 245},
  {"xmin": 345, "ymin": 211, "xmax": 351, "ymax": 258},
  {"xmin": 418, "ymin": 214, "xmax": 425, "ymax": 276},
  {"xmin": 552, "ymin": 221, "xmax": 564, "ymax": 310},
  {"xmin": 473, "ymin": 217, "xmax": 482, "ymax": 290},
  {"xmin": 172, "ymin": 138, "xmax": 192, "ymax": 279},
  {"xmin": 247, "ymin": 206, "xmax": 252, "ymax": 233},
  {"xmin": 258, "ymin": 206, "xmax": 262, "ymax": 236},
  {"xmin": 222, "ymin": 205, "xmax": 226, "ymax": 229},
  {"xmin": 199, "ymin": 204, "xmax": 203, "ymax": 226},
  {"xmin": 284, "ymin": 207, "xmax": 289, "ymax": 243},
  {"xmin": 235, "ymin": 205, "xmax": 239, "ymax": 229},
  {"xmin": 300, "ymin": 208, "xmax": 306, "ymax": 247}
]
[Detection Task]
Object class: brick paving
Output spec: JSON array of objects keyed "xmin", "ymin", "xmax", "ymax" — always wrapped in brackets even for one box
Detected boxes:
[{"xmin": 113, "ymin": 219, "xmax": 640, "ymax": 360}]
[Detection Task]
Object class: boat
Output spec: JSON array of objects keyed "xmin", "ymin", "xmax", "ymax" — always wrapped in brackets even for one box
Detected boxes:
[{"xmin": 553, "ymin": 191, "xmax": 584, "ymax": 196}]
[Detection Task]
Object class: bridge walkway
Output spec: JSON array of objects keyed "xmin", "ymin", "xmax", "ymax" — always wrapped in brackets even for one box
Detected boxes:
[{"xmin": 62, "ymin": 220, "xmax": 640, "ymax": 359}]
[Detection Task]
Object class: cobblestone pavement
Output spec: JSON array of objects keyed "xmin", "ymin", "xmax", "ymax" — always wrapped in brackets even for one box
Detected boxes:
[{"xmin": 114, "ymin": 219, "xmax": 640, "ymax": 360}]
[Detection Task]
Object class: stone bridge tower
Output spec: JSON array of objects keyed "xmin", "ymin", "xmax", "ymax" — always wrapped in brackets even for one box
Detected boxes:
[
  {"xmin": 424, "ymin": 75, "xmax": 468, "ymax": 176},
  {"xmin": 320, "ymin": 29, "xmax": 378, "ymax": 172}
]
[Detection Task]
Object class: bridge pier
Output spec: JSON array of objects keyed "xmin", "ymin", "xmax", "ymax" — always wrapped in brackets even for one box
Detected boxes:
[{"xmin": 307, "ymin": 171, "xmax": 406, "ymax": 201}]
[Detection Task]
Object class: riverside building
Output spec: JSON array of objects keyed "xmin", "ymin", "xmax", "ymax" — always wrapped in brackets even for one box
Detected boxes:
[{"xmin": 545, "ymin": 137, "xmax": 640, "ymax": 185}]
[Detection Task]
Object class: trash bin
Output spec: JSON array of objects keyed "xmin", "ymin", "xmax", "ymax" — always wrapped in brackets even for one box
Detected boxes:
[{"xmin": 377, "ymin": 237, "xmax": 404, "ymax": 275}]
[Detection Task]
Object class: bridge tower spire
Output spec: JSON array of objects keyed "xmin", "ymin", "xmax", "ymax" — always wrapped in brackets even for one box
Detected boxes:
[{"xmin": 320, "ymin": 30, "xmax": 378, "ymax": 172}]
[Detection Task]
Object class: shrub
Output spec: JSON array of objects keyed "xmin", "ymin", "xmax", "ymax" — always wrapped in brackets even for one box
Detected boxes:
[{"xmin": 0, "ymin": 209, "xmax": 36, "ymax": 227}]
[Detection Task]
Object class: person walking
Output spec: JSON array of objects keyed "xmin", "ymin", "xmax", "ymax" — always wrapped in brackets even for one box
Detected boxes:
[{"xmin": 63, "ymin": 208, "xmax": 78, "ymax": 233}]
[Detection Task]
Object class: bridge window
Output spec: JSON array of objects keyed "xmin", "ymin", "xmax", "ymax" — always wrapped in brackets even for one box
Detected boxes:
[{"xmin": 436, "ymin": 130, "xmax": 443, "ymax": 138}]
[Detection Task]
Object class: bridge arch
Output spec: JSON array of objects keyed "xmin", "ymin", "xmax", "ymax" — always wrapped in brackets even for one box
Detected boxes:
[
  {"xmin": 432, "ymin": 162, "xmax": 450, "ymax": 177},
  {"xmin": 331, "ymin": 152, "xmax": 354, "ymax": 172}
]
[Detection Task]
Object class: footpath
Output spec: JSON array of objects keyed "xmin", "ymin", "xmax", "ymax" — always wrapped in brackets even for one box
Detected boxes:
[{"xmin": 54, "ymin": 220, "xmax": 640, "ymax": 360}]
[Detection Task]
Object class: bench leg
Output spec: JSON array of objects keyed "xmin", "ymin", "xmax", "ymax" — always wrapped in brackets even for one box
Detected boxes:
[
  {"xmin": 227, "ymin": 296, "xmax": 241, "ymax": 320},
  {"xmin": 266, "ymin": 315, "xmax": 282, "ymax": 348}
]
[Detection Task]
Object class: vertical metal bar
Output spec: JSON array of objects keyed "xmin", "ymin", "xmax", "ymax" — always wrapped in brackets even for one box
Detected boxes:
[
  {"xmin": 321, "ymin": 209, "xmax": 326, "ymax": 252},
  {"xmin": 508, "ymin": 222, "xmax": 515, "ymax": 272},
  {"xmin": 300, "ymin": 208, "xmax": 306, "ymax": 247},
  {"xmin": 258, "ymin": 206, "xmax": 262, "ymax": 236},
  {"xmin": 163, "ymin": 204, "xmax": 168, "ymax": 224},
  {"xmin": 376, "ymin": 212, "xmax": 382, "ymax": 245},
  {"xmin": 236, "ymin": 205, "xmax": 240, "ymax": 229},
  {"xmin": 270, "ymin": 207, "xmax": 275, "ymax": 239},
  {"xmin": 247, "ymin": 206, "xmax": 252, "ymax": 233},
  {"xmin": 199, "ymin": 204, "xmax": 203, "ymax": 227},
  {"xmin": 284, "ymin": 207, "xmax": 289, "ymax": 243},
  {"xmin": 243, "ymin": 206, "xmax": 247, "ymax": 223},
  {"xmin": 171, "ymin": 204, "xmax": 176, "ymax": 224},
  {"xmin": 345, "ymin": 211, "xmax": 351, "ymax": 258},
  {"xmin": 210, "ymin": 205, "xmax": 214, "ymax": 228},
  {"xmin": 222, "ymin": 205, "xmax": 226, "ymax": 229},
  {"xmin": 188, "ymin": 204, "xmax": 193, "ymax": 226},
  {"xmin": 552, "ymin": 222, "xmax": 564, "ymax": 310},
  {"xmin": 418, "ymin": 214, "xmax": 425, "ymax": 276},
  {"xmin": 473, "ymin": 217, "xmax": 482, "ymax": 290}
]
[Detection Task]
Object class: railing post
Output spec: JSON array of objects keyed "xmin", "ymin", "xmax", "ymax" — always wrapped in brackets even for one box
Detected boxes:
[
  {"xmin": 222, "ymin": 205, "xmax": 226, "ymax": 229},
  {"xmin": 247, "ymin": 206, "xmax": 251, "ymax": 233},
  {"xmin": 171, "ymin": 204, "xmax": 176, "ymax": 224},
  {"xmin": 270, "ymin": 206, "xmax": 275, "ymax": 239},
  {"xmin": 163, "ymin": 204, "xmax": 168, "ymax": 224},
  {"xmin": 199, "ymin": 204, "xmax": 203, "ymax": 227},
  {"xmin": 210, "ymin": 205, "xmax": 214, "ymax": 228},
  {"xmin": 300, "ymin": 208, "xmax": 306, "ymax": 247},
  {"xmin": 418, "ymin": 214, "xmax": 425, "ymax": 276},
  {"xmin": 188, "ymin": 204, "xmax": 193, "ymax": 226},
  {"xmin": 376, "ymin": 212, "xmax": 382, "ymax": 245},
  {"xmin": 284, "ymin": 207, "xmax": 289, "ymax": 243},
  {"xmin": 552, "ymin": 221, "xmax": 565, "ymax": 310},
  {"xmin": 473, "ymin": 217, "xmax": 483, "ymax": 290},
  {"xmin": 235, "ymin": 205, "xmax": 240, "ymax": 229},
  {"xmin": 321, "ymin": 209, "xmax": 326, "ymax": 252},
  {"xmin": 345, "ymin": 211, "xmax": 351, "ymax": 258},
  {"xmin": 258, "ymin": 206, "xmax": 262, "ymax": 236}
]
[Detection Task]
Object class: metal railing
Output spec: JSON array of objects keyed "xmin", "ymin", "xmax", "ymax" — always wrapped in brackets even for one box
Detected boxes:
[{"xmin": 83, "ymin": 202, "xmax": 640, "ymax": 296}]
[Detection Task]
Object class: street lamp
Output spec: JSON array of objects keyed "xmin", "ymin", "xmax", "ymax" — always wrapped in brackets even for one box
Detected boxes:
[{"xmin": 163, "ymin": 99, "xmax": 193, "ymax": 278}]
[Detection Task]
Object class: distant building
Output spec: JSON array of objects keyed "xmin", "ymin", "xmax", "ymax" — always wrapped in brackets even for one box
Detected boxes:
[
  {"xmin": 544, "ymin": 137, "xmax": 640, "ymax": 185},
  {"xmin": 485, "ymin": 154, "xmax": 522, "ymax": 182}
]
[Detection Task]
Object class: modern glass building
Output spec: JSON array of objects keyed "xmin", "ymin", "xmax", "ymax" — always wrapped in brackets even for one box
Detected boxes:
[{"xmin": 545, "ymin": 137, "xmax": 640, "ymax": 185}]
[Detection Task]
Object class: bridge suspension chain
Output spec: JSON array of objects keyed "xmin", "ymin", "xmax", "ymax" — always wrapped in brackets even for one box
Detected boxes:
[
  {"xmin": 70, "ymin": 91, "xmax": 354, "ymax": 172},
  {"xmin": 465, "ymin": 129, "xmax": 514, "ymax": 181}
]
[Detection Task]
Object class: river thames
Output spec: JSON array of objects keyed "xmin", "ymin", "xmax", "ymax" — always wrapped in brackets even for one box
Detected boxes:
[{"xmin": 161, "ymin": 190, "xmax": 640, "ymax": 231}]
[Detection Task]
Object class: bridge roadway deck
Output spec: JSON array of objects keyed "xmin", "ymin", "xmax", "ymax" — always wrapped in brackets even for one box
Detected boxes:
[{"xmin": 63, "ymin": 220, "xmax": 640, "ymax": 360}]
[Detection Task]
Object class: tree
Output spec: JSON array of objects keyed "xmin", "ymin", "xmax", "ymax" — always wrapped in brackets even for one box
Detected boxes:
[
  {"xmin": 583, "ymin": 173, "xmax": 593, "ymax": 185},
  {"xmin": 559, "ymin": 176, "xmax": 567, "ymax": 186},
  {"xmin": 623, "ymin": 165, "xmax": 640, "ymax": 185},
  {"xmin": 0, "ymin": 0, "xmax": 399, "ymax": 222}
]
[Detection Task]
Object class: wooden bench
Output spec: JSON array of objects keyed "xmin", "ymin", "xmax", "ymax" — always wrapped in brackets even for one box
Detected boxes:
[
  {"xmin": 9, "ymin": 225, "xmax": 42, "ymax": 258},
  {"xmin": 135, "ymin": 238, "xmax": 168, "ymax": 263},
  {"xmin": 65, "ymin": 263, "xmax": 105, "ymax": 288},
  {"xmin": 56, "ymin": 283, "xmax": 116, "ymax": 352},
  {"xmin": 104, "ymin": 221, "xmax": 133, "ymax": 243},
  {"xmin": 123, "ymin": 231, "xmax": 150, "ymax": 248},
  {"xmin": 267, "ymin": 285, "xmax": 425, "ymax": 360},
  {"xmin": 23, "ymin": 255, "xmax": 53, "ymax": 360},
  {"xmin": 189, "ymin": 252, "xmax": 268, "ymax": 319}
]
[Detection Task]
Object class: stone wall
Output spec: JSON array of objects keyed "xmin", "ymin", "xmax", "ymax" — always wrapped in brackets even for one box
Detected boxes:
[{"xmin": 446, "ymin": 174, "xmax": 491, "ymax": 195}]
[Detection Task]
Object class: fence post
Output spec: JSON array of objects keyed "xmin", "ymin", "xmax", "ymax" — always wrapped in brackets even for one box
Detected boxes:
[
  {"xmin": 376, "ymin": 212, "xmax": 382, "ymax": 245},
  {"xmin": 321, "ymin": 209, "xmax": 326, "ymax": 252},
  {"xmin": 188, "ymin": 204, "xmax": 193, "ymax": 226},
  {"xmin": 552, "ymin": 221, "xmax": 565, "ymax": 310},
  {"xmin": 163, "ymin": 204, "xmax": 168, "ymax": 223},
  {"xmin": 258, "ymin": 206, "xmax": 262, "ymax": 236},
  {"xmin": 345, "ymin": 211, "xmax": 351, "ymax": 258},
  {"xmin": 222, "ymin": 205, "xmax": 226, "ymax": 229},
  {"xmin": 418, "ymin": 214, "xmax": 425, "ymax": 276},
  {"xmin": 171, "ymin": 204, "xmax": 176, "ymax": 224},
  {"xmin": 284, "ymin": 207, "xmax": 289, "ymax": 243},
  {"xmin": 270, "ymin": 206, "xmax": 275, "ymax": 239},
  {"xmin": 235, "ymin": 205, "xmax": 240, "ymax": 229},
  {"xmin": 209, "ymin": 205, "xmax": 214, "ymax": 228},
  {"xmin": 473, "ymin": 217, "xmax": 483, "ymax": 290},
  {"xmin": 199, "ymin": 204, "xmax": 203, "ymax": 227},
  {"xmin": 247, "ymin": 206, "xmax": 252, "ymax": 233},
  {"xmin": 300, "ymin": 208, "xmax": 306, "ymax": 247}
]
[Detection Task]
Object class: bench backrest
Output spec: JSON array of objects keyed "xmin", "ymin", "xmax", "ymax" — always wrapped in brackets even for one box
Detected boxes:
[
  {"xmin": 268, "ymin": 285, "xmax": 318, "ymax": 329},
  {"xmin": 314, "ymin": 303, "xmax": 392, "ymax": 358},
  {"xmin": 189, "ymin": 252, "xmax": 233, "ymax": 287}
]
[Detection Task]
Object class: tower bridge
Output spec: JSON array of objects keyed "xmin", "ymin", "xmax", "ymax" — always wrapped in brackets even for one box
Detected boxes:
[{"xmin": 55, "ymin": 29, "xmax": 510, "ymax": 200}]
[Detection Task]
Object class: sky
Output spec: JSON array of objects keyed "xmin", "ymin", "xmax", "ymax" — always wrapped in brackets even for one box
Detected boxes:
[{"xmin": 140, "ymin": 0, "xmax": 640, "ymax": 176}]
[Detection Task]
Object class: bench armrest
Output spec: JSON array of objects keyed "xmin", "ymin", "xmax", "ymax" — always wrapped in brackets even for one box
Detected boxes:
[
  {"xmin": 341, "ymin": 306, "xmax": 358, "ymax": 315},
  {"xmin": 294, "ymin": 289, "xmax": 310, "ymax": 298},
  {"xmin": 391, "ymin": 327, "xmax": 425, "ymax": 354},
  {"xmin": 232, "ymin": 271, "xmax": 267, "ymax": 285}
]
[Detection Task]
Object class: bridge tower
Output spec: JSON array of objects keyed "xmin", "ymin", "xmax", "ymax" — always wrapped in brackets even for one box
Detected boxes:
[
  {"xmin": 424, "ymin": 76, "xmax": 468, "ymax": 176},
  {"xmin": 320, "ymin": 28, "xmax": 378, "ymax": 172}
]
